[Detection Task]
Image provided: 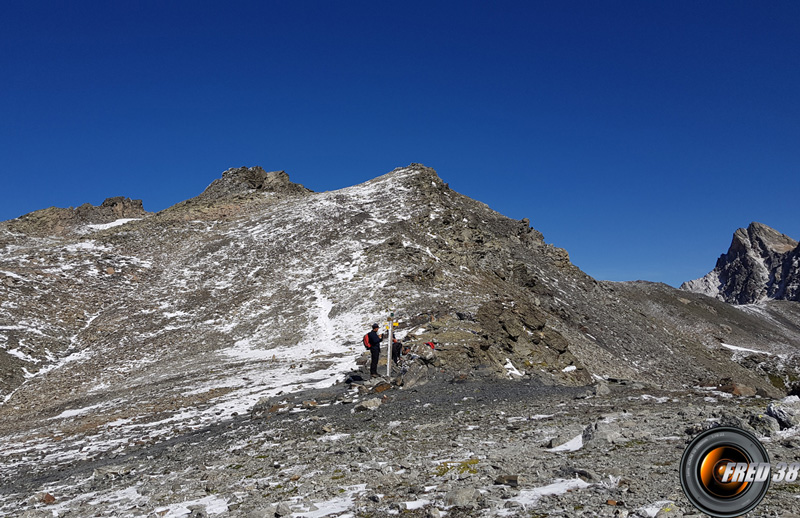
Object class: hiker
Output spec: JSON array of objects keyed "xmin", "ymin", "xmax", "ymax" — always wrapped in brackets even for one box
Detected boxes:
[
  {"xmin": 366, "ymin": 323, "xmax": 385, "ymax": 378},
  {"xmin": 391, "ymin": 336, "xmax": 403, "ymax": 365}
]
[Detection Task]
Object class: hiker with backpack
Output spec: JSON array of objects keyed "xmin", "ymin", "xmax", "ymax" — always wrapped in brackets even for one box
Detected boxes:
[{"xmin": 364, "ymin": 323, "xmax": 385, "ymax": 378}]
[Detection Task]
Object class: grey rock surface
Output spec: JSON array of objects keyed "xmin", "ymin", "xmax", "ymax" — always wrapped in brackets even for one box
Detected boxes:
[{"xmin": 2, "ymin": 378, "xmax": 799, "ymax": 516}]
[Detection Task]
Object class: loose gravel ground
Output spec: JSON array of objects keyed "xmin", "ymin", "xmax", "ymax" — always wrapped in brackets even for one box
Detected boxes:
[{"xmin": 6, "ymin": 374, "xmax": 800, "ymax": 517}]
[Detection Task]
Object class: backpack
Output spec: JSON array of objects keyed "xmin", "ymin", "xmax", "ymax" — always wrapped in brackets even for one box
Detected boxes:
[{"xmin": 363, "ymin": 334, "xmax": 371, "ymax": 349}]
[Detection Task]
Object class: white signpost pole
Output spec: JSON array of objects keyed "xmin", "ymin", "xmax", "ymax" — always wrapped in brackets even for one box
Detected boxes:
[{"xmin": 386, "ymin": 314, "xmax": 393, "ymax": 378}]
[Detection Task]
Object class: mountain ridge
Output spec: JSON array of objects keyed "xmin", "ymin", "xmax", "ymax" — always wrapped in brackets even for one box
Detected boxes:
[
  {"xmin": 3, "ymin": 164, "xmax": 800, "ymax": 515},
  {"xmin": 3, "ymin": 164, "xmax": 800, "ymax": 407}
]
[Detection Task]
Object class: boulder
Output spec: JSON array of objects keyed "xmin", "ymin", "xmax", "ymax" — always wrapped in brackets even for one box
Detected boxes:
[
  {"xmin": 594, "ymin": 381, "xmax": 611, "ymax": 396},
  {"xmin": 717, "ymin": 381, "xmax": 757, "ymax": 397},
  {"xmin": 583, "ymin": 420, "xmax": 623, "ymax": 447},
  {"xmin": 494, "ymin": 475, "xmax": 521, "ymax": 487},
  {"xmin": 399, "ymin": 365, "xmax": 431, "ymax": 389},
  {"xmin": 444, "ymin": 488, "xmax": 479, "ymax": 508},
  {"xmin": 749, "ymin": 413, "xmax": 781, "ymax": 436},
  {"xmin": 353, "ymin": 398, "xmax": 382, "ymax": 412},
  {"xmin": 275, "ymin": 502, "xmax": 292, "ymax": 516},
  {"xmin": 766, "ymin": 396, "xmax": 800, "ymax": 429}
]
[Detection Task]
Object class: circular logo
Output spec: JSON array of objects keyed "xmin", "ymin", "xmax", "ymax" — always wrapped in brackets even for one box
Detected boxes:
[{"xmin": 680, "ymin": 426, "xmax": 770, "ymax": 517}]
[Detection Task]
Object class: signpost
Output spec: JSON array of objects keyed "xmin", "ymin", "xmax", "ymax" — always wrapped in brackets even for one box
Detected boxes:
[{"xmin": 386, "ymin": 311, "xmax": 397, "ymax": 377}]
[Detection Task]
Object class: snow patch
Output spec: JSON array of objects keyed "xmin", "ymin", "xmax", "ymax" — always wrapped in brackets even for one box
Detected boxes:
[
  {"xmin": 639, "ymin": 500, "xmax": 676, "ymax": 518},
  {"xmin": 317, "ymin": 433, "xmax": 351, "ymax": 442},
  {"xmin": 50, "ymin": 402, "xmax": 107, "ymax": 420},
  {"xmin": 504, "ymin": 358, "xmax": 523, "ymax": 378},
  {"xmin": 85, "ymin": 218, "xmax": 141, "ymax": 231},
  {"xmin": 290, "ymin": 484, "xmax": 366, "ymax": 518},
  {"xmin": 155, "ymin": 495, "xmax": 229, "ymax": 517},
  {"xmin": 507, "ymin": 478, "xmax": 591, "ymax": 510},
  {"xmin": 721, "ymin": 343, "xmax": 773, "ymax": 356},
  {"xmin": 63, "ymin": 241, "xmax": 112, "ymax": 253},
  {"xmin": 546, "ymin": 434, "xmax": 583, "ymax": 452},
  {"xmin": 404, "ymin": 499, "xmax": 431, "ymax": 510}
]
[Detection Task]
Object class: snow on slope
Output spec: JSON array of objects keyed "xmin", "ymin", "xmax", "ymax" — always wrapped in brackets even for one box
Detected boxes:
[{"xmin": 0, "ymin": 166, "xmax": 482, "ymax": 486}]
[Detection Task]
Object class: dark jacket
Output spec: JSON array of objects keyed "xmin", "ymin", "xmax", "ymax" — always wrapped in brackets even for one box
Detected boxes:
[{"xmin": 367, "ymin": 330, "xmax": 383, "ymax": 349}]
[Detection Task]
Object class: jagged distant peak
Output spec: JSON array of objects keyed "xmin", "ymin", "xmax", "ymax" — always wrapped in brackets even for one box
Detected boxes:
[
  {"xmin": 682, "ymin": 222, "xmax": 800, "ymax": 304},
  {"xmin": 369, "ymin": 163, "xmax": 435, "ymax": 182},
  {"xmin": 392, "ymin": 162, "xmax": 438, "ymax": 176},
  {"xmin": 198, "ymin": 166, "xmax": 312, "ymax": 200},
  {"xmin": 732, "ymin": 222, "xmax": 798, "ymax": 255},
  {"xmin": 359, "ymin": 163, "xmax": 450, "ymax": 196}
]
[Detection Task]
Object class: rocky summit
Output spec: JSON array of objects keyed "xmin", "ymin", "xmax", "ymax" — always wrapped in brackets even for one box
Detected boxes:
[
  {"xmin": 2, "ymin": 164, "xmax": 800, "ymax": 517},
  {"xmin": 682, "ymin": 222, "xmax": 800, "ymax": 304}
]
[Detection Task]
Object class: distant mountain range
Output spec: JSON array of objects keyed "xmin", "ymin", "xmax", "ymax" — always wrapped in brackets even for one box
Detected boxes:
[{"xmin": 682, "ymin": 222, "xmax": 800, "ymax": 304}]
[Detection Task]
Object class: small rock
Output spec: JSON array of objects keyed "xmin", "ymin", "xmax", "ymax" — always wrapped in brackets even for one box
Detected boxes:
[
  {"xmin": 33, "ymin": 492, "xmax": 56, "ymax": 505},
  {"xmin": 372, "ymin": 381, "xmax": 392, "ymax": 393},
  {"xmin": 248, "ymin": 504, "xmax": 277, "ymax": 517},
  {"xmin": 594, "ymin": 381, "xmax": 611, "ymax": 396},
  {"xmin": 556, "ymin": 466, "xmax": 598, "ymax": 481},
  {"xmin": 494, "ymin": 475, "xmax": 521, "ymax": 487},
  {"xmin": 547, "ymin": 433, "xmax": 579, "ymax": 449},
  {"xmin": 275, "ymin": 502, "xmax": 292, "ymax": 516},
  {"xmin": 353, "ymin": 398, "xmax": 382, "ymax": 412},
  {"xmin": 654, "ymin": 503, "xmax": 680, "ymax": 517},
  {"xmin": 445, "ymin": 488, "xmax": 479, "ymax": 508}
]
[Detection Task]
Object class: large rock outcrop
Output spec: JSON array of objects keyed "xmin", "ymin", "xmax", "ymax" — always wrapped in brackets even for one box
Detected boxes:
[
  {"xmin": 197, "ymin": 166, "xmax": 311, "ymax": 200},
  {"xmin": 5, "ymin": 197, "xmax": 149, "ymax": 236}
]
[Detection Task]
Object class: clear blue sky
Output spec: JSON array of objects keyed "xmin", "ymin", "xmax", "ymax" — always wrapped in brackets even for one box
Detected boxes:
[{"xmin": 2, "ymin": 1, "xmax": 799, "ymax": 287}]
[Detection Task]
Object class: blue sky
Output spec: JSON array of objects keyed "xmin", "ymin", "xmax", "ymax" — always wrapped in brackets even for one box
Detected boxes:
[{"xmin": 2, "ymin": 1, "xmax": 799, "ymax": 287}]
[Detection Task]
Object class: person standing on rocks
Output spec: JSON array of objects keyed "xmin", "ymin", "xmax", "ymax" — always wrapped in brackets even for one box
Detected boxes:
[
  {"xmin": 367, "ymin": 323, "xmax": 385, "ymax": 378},
  {"xmin": 391, "ymin": 336, "xmax": 403, "ymax": 366}
]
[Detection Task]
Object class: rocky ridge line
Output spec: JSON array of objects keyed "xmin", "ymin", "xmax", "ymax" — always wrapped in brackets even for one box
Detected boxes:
[{"xmin": 5, "ymin": 197, "xmax": 150, "ymax": 236}]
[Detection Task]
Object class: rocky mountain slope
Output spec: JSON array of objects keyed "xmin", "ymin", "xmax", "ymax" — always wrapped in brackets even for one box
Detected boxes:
[
  {"xmin": 2, "ymin": 164, "xmax": 800, "ymax": 517},
  {"xmin": 682, "ymin": 222, "xmax": 800, "ymax": 304}
]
